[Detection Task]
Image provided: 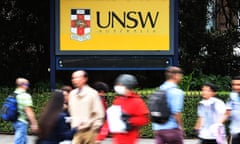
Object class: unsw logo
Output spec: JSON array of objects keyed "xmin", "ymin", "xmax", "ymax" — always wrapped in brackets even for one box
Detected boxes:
[{"xmin": 70, "ymin": 9, "xmax": 91, "ymax": 42}]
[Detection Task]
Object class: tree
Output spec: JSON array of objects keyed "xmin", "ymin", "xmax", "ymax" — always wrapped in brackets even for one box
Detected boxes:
[
  {"xmin": 0, "ymin": 0, "xmax": 239, "ymax": 87},
  {"xmin": 179, "ymin": 0, "xmax": 240, "ymax": 76},
  {"xmin": 0, "ymin": 0, "xmax": 49, "ymax": 86}
]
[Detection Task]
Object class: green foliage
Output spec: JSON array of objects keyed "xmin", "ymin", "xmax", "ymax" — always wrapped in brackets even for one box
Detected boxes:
[
  {"xmin": 0, "ymin": 0, "xmax": 49, "ymax": 86},
  {"xmin": 179, "ymin": 71, "xmax": 195, "ymax": 91},
  {"xmin": 179, "ymin": 0, "xmax": 240, "ymax": 76},
  {"xmin": 183, "ymin": 91, "xmax": 201, "ymax": 137},
  {"xmin": 179, "ymin": 71, "xmax": 231, "ymax": 91}
]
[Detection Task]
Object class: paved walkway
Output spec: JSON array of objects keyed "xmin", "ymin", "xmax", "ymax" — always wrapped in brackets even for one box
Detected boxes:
[{"xmin": 0, "ymin": 134, "xmax": 199, "ymax": 144}]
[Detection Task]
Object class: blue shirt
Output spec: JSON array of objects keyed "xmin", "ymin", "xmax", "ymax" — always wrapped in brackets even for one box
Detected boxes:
[
  {"xmin": 226, "ymin": 92, "xmax": 240, "ymax": 134},
  {"xmin": 152, "ymin": 81, "xmax": 184, "ymax": 130}
]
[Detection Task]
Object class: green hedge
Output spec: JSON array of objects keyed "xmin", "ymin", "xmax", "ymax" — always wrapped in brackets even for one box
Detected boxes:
[{"xmin": 0, "ymin": 89, "xmax": 230, "ymax": 138}]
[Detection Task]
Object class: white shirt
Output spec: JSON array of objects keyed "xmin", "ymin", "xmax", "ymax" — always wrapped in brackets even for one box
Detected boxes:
[{"xmin": 197, "ymin": 97, "xmax": 226, "ymax": 139}]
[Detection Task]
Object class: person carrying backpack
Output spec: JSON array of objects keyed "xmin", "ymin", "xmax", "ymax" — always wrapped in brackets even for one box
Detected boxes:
[
  {"xmin": 12, "ymin": 78, "xmax": 38, "ymax": 144},
  {"xmin": 152, "ymin": 66, "xmax": 185, "ymax": 144}
]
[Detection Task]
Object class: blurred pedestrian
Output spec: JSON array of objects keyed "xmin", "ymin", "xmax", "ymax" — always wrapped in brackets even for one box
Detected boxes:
[
  {"xmin": 69, "ymin": 70, "xmax": 105, "ymax": 144},
  {"xmin": 221, "ymin": 76, "xmax": 240, "ymax": 144},
  {"xmin": 61, "ymin": 85, "xmax": 72, "ymax": 114},
  {"xmin": 152, "ymin": 66, "xmax": 185, "ymax": 144},
  {"xmin": 36, "ymin": 90, "xmax": 78, "ymax": 144},
  {"xmin": 93, "ymin": 81, "xmax": 110, "ymax": 144},
  {"xmin": 60, "ymin": 85, "xmax": 73, "ymax": 144},
  {"xmin": 13, "ymin": 78, "xmax": 38, "ymax": 144},
  {"xmin": 194, "ymin": 83, "xmax": 227, "ymax": 144},
  {"xmin": 107, "ymin": 74, "xmax": 149, "ymax": 144}
]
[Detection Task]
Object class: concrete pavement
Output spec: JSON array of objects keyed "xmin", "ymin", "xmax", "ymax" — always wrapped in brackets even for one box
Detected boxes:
[{"xmin": 0, "ymin": 134, "xmax": 199, "ymax": 144}]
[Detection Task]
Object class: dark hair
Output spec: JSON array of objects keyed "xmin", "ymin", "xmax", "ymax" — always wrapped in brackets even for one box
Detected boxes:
[
  {"xmin": 93, "ymin": 82, "xmax": 109, "ymax": 93},
  {"xmin": 203, "ymin": 82, "xmax": 218, "ymax": 92},
  {"xmin": 61, "ymin": 85, "xmax": 72, "ymax": 93},
  {"xmin": 38, "ymin": 90, "xmax": 64, "ymax": 139},
  {"xmin": 232, "ymin": 76, "xmax": 240, "ymax": 80}
]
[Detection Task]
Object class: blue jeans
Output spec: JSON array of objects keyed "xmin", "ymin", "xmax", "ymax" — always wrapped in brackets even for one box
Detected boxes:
[{"xmin": 13, "ymin": 120, "xmax": 28, "ymax": 144}]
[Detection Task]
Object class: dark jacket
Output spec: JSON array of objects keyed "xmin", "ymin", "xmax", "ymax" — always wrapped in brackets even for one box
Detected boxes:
[{"xmin": 36, "ymin": 112, "xmax": 77, "ymax": 144}]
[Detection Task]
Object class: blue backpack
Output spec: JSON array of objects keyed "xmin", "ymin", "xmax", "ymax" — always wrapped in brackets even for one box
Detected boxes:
[{"xmin": 1, "ymin": 92, "xmax": 19, "ymax": 122}]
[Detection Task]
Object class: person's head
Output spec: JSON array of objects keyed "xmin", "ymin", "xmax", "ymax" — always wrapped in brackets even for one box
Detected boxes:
[
  {"xmin": 61, "ymin": 85, "xmax": 72, "ymax": 103},
  {"xmin": 48, "ymin": 89, "xmax": 65, "ymax": 109},
  {"xmin": 201, "ymin": 83, "xmax": 217, "ymax": 99},
  {"xmin": 93, "ymin": 81, "xmax": 109, "ymax": 97},
  {"xmin": 165, "ymin": 66, "xmax": 183, "ymax": 84},
  {"xmin": 232, "ymin": 76, "xmax": 240, "ymax": 93},
  {"xmin": 114, "ymin": 74, "xmax": 138, "ymax": 95},
  {"xmin": 71, "ymin": 70, "xmax": 88, "ymax": 88},
  {"xmin": 16, "ymin": 77, "xmax": 30, "ymax": 90},
  {"xmin": 38, "ymin": 89, "xmax": 65, "ymax": 138}
]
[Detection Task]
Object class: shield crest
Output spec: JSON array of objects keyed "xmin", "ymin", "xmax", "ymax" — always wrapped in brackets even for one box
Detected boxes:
[{"xmin": 70, "ymin": 9, "xmax": 91, "ymax": 42}]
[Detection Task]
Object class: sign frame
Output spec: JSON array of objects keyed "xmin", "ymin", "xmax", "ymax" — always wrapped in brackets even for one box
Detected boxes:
[
  {"xmin": 50, "ymin": 0, "xmax": 179, "ymax": 89},
  {"xmin": 54, "ymin": 0, "xmax": 177, "ymax": 56}
]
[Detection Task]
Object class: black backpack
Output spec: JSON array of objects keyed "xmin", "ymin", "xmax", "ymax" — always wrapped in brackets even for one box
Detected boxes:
[
  {"xmin": 148, "ymin": 88, "xmax": 171, "ymax": 124},
  {"xmin": 1, "ymin": 92, "xmax": 19, "ymax": 122}
]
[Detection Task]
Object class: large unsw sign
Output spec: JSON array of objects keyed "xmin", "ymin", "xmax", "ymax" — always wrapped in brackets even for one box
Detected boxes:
[{"xmin": 59, "ymin": 0, "xmax": 170, "ymax": 51}]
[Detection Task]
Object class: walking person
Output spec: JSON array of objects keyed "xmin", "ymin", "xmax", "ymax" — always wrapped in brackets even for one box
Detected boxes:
[
  {"xmin": 93, "ymin": 81, "xmax": 110, "ymax": 144},
  {"xmin": 68, "ymin": 70, "xmax": 105, "ymax": 144},
  {"xmin": 60, "ymin": 85, "xmax": 72, "ymax": 115},
  {"xmin": 221, "ymin": 76, "xmax": 240, "ymax": 144},
  {"xmin": 36, "ymin": 90, "xmax": 78, "ymax": 144},
  {"xmin": 152, "ymin": 66, "xmax": 185, "ymax": 144},
  {"xmin": 107, "ymin": 74, "xmax": 149, "ymax": 144},
  {"xmin": 60, "ymin": 85, "xmax": 73, "ymax": 144},
  {"xmin": 194, "ymin": 83, "xmax": 227, "ymax": 144},
  {"xmin": 13, "ymin": 78, "xmax": 38, "ymax": 144}
]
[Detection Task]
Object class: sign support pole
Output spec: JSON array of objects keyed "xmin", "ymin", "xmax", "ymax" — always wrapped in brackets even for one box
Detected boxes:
[
  {"xmin": 50, "ymin": 0, "xmax": 56, "ymax": 90},
  {"xmin": 173, "ymin": 0, "xmax": 179, "ymax": 66}
]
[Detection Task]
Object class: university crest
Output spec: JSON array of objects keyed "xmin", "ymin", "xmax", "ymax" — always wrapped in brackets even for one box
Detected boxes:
[{"xmin": 70, "ymin": 9, "xmax": 91, "ymax": 42}]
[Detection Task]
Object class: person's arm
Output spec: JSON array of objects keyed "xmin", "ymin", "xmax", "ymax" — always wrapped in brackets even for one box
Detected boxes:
[
  {"xmin": 174, "ymin": 112, "xmax": 184, "ymax": 130},
  {"xmin": 57, "ymin": 113, "xmax": 78, "ymax": 140},
  {"xmin": 220, "ymin": 97, "xmax": 232, "ymax": 124},
  {"xmin": 95, "ymin": 120, "xmax": 109, "ymax": 143},
  {"xmin": 194, "ymin": 117, "xmax": 202, "ymax": 130},
  {"xmin": 92, "ymin": 94, "xmax": 105, "ymax": 131},
  {"xmin": 128, "ymin": 99, "xmax": 149, "ymax": 126},
  {"xmin": 193, "ymin": 117, "xmax": 202, "ymax": 137},
  {"xmin": 25, "ymin": 106, "xmax": 38, "ymax": 133},
  {"xmin": 220, "ymin": 109, "xmax": 231, "ymax": 124},
  {"xmin": 170, "ymin": 89, "xmax": 184, "ymax": 129}
]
